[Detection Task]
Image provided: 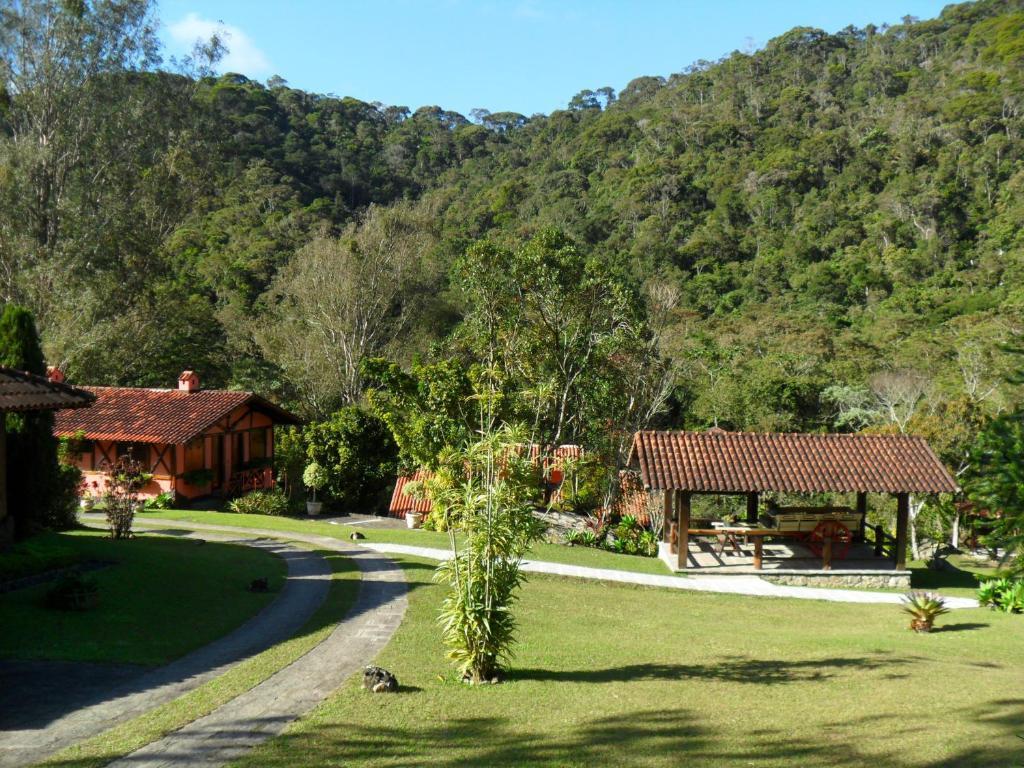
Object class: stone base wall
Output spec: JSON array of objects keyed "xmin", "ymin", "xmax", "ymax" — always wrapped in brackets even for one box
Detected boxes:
[{"xmin": 760, "ymin": 571, "xmax": 911, "ymax": 590}]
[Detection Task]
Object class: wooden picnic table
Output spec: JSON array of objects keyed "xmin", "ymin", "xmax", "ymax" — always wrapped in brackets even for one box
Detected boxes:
[{"xmin": 685, "ymin": 527, "xmax": 832, "ymax": 570}]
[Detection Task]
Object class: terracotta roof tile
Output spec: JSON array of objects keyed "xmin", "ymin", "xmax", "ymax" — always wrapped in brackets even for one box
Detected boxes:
[
  {"xmin": 388, "ymin": 469, "xmax": 435, "ymax": 518},
  {"xmin": 0, "ymin": 367, "xmax": 95, "ymax": 413},
  {"xmin": 53, "ymin": 386, "xmax": 299, "ymax": 444},
  {"xmin": 628, "ymin": 430, "xmax": 958, "ymax": 494},
  {"xmin": 387, "ymin": 445, "xmax": 585, "ymax": 518}
]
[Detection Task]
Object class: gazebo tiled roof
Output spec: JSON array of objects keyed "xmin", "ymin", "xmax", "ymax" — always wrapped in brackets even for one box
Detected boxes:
[
  {"xmin": 629, "ymin": 430, "xmax": 958, "ymax": 495},
  {"xmin": 54, "ymin": 386, "xmax": 299, "ymax": 444},
  {"xmin": 0, "ymin": 367, "xmax": 95, "ymax": 413}
]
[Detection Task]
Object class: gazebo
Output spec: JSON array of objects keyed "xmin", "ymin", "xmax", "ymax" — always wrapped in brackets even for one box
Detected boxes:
[
  {"xmin": 628, "ymin": 430, "xmax": 958, "ymax": 575},
  {"xmin": 0, "ymin": 367, "xmax": 95, "ymax": 544}
]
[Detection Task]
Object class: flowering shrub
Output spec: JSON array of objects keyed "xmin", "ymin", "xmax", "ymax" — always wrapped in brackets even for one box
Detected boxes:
[{"xmin": 103, "ymin": 454, "xmax": 149, "ymax": 539}]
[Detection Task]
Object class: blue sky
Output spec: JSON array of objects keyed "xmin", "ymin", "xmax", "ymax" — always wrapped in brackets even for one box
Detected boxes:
[{"xmin": 158, "ymin": 0, "xmax": 951, "ymax": 117}]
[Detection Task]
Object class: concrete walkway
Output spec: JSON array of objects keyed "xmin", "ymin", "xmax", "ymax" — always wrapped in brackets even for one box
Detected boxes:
[
  {"xmin": 0, "ymin": 535, "xmax": 330, "ymax": 768},
  {"xmin": 357, "ymin": 541, "xmax": 980, "ymax": 609},
  {"xmin": 104, "ymin": 545, "xmax": 406, "ymax": 767}
]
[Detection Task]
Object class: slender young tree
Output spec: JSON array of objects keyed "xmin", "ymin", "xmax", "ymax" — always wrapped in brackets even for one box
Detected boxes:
[{"xmin": 427, "ymin": 381, "xmax": 543, "ymax": 684}]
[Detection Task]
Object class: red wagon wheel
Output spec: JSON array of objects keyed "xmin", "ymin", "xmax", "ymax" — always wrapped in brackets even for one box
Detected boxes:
[{"xmin": 807, "ymin": 520, "xmax": 852, "ymax": 560}]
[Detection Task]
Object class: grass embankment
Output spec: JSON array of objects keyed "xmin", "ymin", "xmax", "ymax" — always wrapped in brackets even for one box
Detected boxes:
[
  {"xmin": 0, "ymin": 530, "xmax": 285, "ymax": 665},
  {"xmin": 135, "ymin": 509, "xmax": 994, "ymax": 593},
  {"xmin": 37, "ymin": 545, "xmax": 360, "ymax": 768},
  {"xmin": 234, "ymin": 556, "xmax": 1024, "ymax": 768}
]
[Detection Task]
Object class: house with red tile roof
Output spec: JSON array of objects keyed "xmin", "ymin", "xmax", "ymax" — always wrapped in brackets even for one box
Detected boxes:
[{"xmin": 53, "ymin": 370, "xmax": 300, "ymax": 502}]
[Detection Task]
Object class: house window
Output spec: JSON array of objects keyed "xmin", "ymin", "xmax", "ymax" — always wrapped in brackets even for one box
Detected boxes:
[
  {"xmin": 184, "ymin": 437, "xmax": 205, "ymax": 472},
  {"xmin": 249, "ymin": 428, "xmax": 268, "ymax": 462},
  {"xmin": 117, "ymin": 442, "xmax": 151, "ymax": 468}
]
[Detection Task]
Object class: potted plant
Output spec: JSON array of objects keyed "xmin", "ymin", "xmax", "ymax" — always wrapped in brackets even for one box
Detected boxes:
[
  {"xmin": 303, "ymin": 462, "xmax": 328, "ymax": 516},
  {"xmin": 901, "ymin": 591, "xmax": 950, "ymax": 633},
  {"xmin": 406, "ymin": 510, "xmax": 423, "ymax": 529}
]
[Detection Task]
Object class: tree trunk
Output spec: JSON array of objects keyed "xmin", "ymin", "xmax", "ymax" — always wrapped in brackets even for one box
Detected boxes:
[{"xmin": 909, "ymin": 495, "xmax": 925, "ymax": 561}]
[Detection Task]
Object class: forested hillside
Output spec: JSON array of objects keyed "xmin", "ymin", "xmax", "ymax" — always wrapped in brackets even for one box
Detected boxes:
[{"xmin": 2, "ymin": 0, "xmax": 1023, "ymax": 475}]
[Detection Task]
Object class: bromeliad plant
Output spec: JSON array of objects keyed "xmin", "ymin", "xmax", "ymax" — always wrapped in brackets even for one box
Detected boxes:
[
  {"xmin": 427, "ymin": 419, "xmax": 544, "ymax": 684},
  {"xmin": 901, "ymin": 591, "xmax": 951, "ymax": 633}
]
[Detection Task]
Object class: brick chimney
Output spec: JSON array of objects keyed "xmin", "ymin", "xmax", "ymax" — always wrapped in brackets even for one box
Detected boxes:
[
  {"xmin": 178, "ymin": 370, "xmax": 200, "ymax": 393},
  {"xmin": 46, "ymin": 366, "xmax": 65, "ymax": 384}
]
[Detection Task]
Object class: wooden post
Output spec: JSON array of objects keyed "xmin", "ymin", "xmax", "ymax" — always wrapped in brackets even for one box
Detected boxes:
[
  {"xmin": 746, "ymin": 492, "xmax": 759, "ymax": 524},
  {"xmin": 662, "ymin": 489, "xmax": 673, "ymax": 543},
  {"xmin": 0, "ymin": 418, "xmax": 9, "ymax": 547},
  {"xmin": 894, "ymin": 493, "xmax": 909, "ymax": 570},
  {"xmin": 823, "ymin": 535, "xmax": 832, "ymax": 571},
  {"xmin": 873, "ymin": 524, "xmax": 883, "ymax": 557},
  {"xmin": 856, "ymin": 492, "xmax": 867, "ymax": 542},
  {"xmin": 753, "ymin": 536, "xmax": 763, "ymax": 570},
  {"xmin": 677, "ymin": 491, "xmax": 691, "ymax": 571}
]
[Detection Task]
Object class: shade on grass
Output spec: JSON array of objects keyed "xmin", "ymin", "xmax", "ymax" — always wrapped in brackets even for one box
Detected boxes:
[
  {"xmin": 0, "ymin": 530, "xmax": 286, "ymax": 666},
  {"xmin": 234, "ymin": 556, "xmax": 1024, "ymax": 768},
  {"xmin": 38, "ymin": 547, "xmax": 360, "ymax": 768}
]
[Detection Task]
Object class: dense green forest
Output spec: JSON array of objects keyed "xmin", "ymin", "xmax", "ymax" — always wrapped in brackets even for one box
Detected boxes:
[{"xmin": 2, "ymin": 0, "xmax": 1023, "ymax": 506}]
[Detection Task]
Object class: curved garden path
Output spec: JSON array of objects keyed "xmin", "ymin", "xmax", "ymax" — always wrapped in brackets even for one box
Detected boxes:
[
  {"xmin": 1, "ymin": 524, "xmax": 407, "ymax": 768},
  {"xmin": 362, "ymin": 541, "xmax": 978, "ymax": 608}
]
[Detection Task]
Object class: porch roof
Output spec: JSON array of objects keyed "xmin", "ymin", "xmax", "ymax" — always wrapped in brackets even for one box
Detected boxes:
[
  {"xmin": 0, "ymin": 367, "xmax": 95, "ymax": 413},
  {"xmin": 53, "ymin": 386, "xmax": 300, "ymax": 444},
  {"xmin": 629, "ymin": 430, "xmax": 958, "ymax": 495}
]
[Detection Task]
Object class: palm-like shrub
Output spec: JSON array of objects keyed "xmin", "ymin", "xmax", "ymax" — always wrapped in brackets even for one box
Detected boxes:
[
  {"xmin": 901, "ymin": 591, "xmax": 950, "ymax": 632},
  {"xmin": 428, "ymin": 422, "xmax": 543, "ymax": 684}
]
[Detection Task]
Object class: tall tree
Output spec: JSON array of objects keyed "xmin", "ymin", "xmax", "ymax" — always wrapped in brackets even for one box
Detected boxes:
[
  {"xmin": 0, "ymin": 304, "xmax": 73, "ymax": 536},
  {"xmin": 255, "ymin": 202, "xmax": 439, "ymax": 417}
]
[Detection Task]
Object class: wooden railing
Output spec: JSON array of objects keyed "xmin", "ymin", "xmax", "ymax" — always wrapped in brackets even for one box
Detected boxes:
[
  {"xmin": 227, "ymin": 467, "xmax": 275, "ymax": 496},
  {"xmin": 868, "ymin": 524, "xmax": 898, "ymax": 558}
]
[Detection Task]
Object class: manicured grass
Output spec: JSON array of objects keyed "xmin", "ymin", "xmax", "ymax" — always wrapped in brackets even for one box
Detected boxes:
[
  {"xmin": 0, "ymin": 532, "xmax": 84, "ymax": 582},
  {"xmin": 908, "ymin": 554, "xmax": 1008, "ymax": 598},
  {"xmin": 0, "ymin": 529, "xmax": 286, "ymax": 666},
  {"xmin": 234, "ymin": 556, "xmax": 1024, "ymax": 768},
  {"xmin": 133, "ymin": 509, "xmax": 684, "ymax": 576},
  {"xmin": 38, "ymin": 545, "xmax": 360, "ymax": 768}
]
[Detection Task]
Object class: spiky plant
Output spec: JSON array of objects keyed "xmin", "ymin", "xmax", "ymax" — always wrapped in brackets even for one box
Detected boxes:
[{"xmin": 901, "ymin": 591, "xmax": 951, "ymax": 633}]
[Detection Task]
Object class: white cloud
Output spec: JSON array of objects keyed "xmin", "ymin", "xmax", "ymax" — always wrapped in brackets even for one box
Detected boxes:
[{"xmin": 168, "ymin": 12, "xmax": 271, "ymax": 76}]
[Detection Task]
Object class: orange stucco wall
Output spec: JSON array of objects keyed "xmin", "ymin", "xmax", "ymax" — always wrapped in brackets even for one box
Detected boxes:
[{"xmin": 73, "ymin": 405, "xmax": 278, "ymax": 501}]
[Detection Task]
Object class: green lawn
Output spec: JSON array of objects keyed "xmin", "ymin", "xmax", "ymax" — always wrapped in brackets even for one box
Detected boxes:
[
  {"xmin": 0, "ymin": 532, "xmax": 85, "ymax": 582},
  {"xmin": 0, "ymin": 529, "xmax": 286, "ymax": 665},
  {"xmin": 232, "ymin": 556, "xmax": 1024, "ymax": 768},
  {"xmin": 39, "ymin": 544, "xmax": 360, "ymax": 768}
]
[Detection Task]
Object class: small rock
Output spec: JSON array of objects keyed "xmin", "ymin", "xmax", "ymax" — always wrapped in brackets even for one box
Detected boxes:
[
  {"xmin": 363, "ymin": 665, "xmax": 398, "ymax": 693},
  {"xmin": 248, "ymin": 577, "xmax": 270, "ymax": 593},
  {"xmin": 350, "ymin": 531, "xmax": 365, "ymax": 540}
]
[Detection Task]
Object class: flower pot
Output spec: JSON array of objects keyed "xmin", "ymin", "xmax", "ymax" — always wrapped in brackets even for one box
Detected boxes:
[
  {"xmin": 306, "ymin": 501, "xmax": 323, "ymax": 516},
  {"xmin": 79, "ymin": 498, "xmax": 95, "ymax": 511},
  {"xmin": 910, "ymin": 618, "xmax": 933, "ymax": 633},
  {"xmin": 406, "ymin": 512, "xmax": 423, "ymax": 529}
]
